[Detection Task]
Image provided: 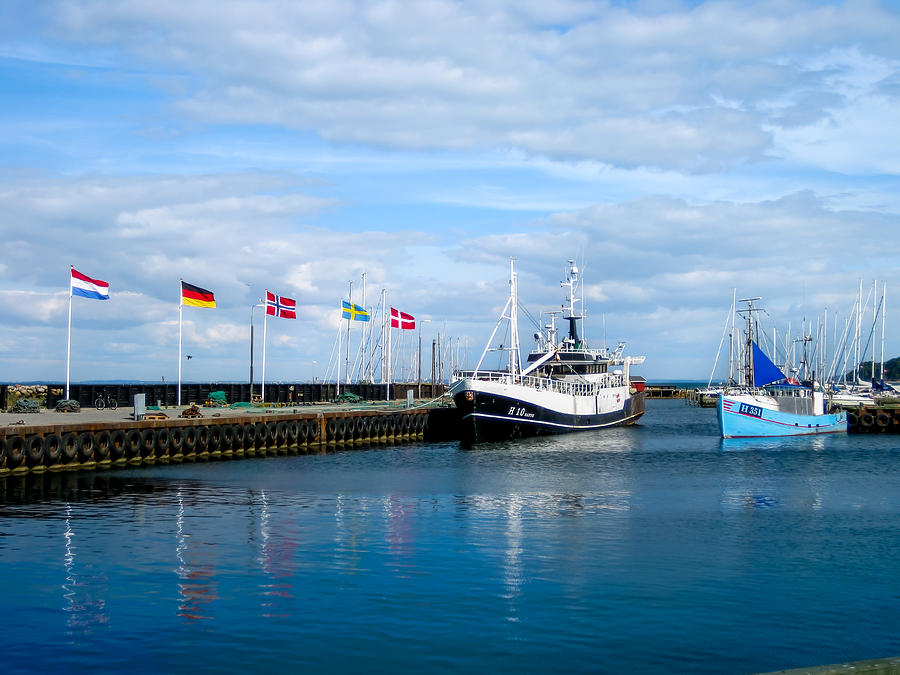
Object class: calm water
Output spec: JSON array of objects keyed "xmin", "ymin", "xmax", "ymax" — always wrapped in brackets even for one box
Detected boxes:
[{"xmin": 2, "ymin": 400, "xmax": 900, "ymax": 674}]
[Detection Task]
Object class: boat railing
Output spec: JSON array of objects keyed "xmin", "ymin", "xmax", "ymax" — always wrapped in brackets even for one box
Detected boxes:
[{"xmin": 453, "ymin": 370, "xmax": 626, "ymax": 396}]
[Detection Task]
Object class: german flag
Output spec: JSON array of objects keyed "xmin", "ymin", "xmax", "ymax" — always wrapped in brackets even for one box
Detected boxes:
[{"xmin": 181, "ymin": 281, "xmax": 216, "ymax": 308}]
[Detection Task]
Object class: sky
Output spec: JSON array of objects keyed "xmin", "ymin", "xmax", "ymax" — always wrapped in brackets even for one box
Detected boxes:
[{"xmin": 1, "ymin": 0, "xmax": 899, "ymax": 385}]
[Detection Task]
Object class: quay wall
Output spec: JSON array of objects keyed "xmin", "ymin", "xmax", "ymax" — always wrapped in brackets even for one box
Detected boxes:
[
  {"xmin": 39, "ymin": 382, "xmax": 445, "ymax": 409},
  {"xmin": 0, "ymin": 407, "xmax": 456, "ymax": 476},
  {"xmin": 836, "ymin": 404, "xmax": 900, "ymax": 433}
]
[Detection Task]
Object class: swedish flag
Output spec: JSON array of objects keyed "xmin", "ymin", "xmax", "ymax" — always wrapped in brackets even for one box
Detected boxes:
[{"xmin": 342, "ymin": 300, "xmax": 370, "ymax": 322}]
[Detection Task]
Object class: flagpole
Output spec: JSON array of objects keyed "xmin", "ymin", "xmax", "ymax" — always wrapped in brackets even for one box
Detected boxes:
[
  {"xmin": 380, "ymin": 289, "xmax": 387, "ymax": 386},
  {"xmin": 66, "ymin": 266, "xmax": 73, "ymax": 400},
  {"xmin": 387, "ymin": 307, "xmax": 392, "ymax": 401},
  {"xmin": 261, "ymin": 291, "xmax": 268, "ymax": 404},
  {"xmin": 345, "ymin": 280, "xmax": 352, "ymax": 385},
  {"xmin": 337, "ymin": 312, "xmax": 343, "ymax": 396},
  {"xmin": 178, "ymin": 280, "xmax": 183, "ymax": 407}
]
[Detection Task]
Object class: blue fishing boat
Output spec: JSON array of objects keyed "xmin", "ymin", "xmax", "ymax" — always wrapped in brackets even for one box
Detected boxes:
[{"xmin": 717, "ymin": 298, "xmax": 847, "ymax": 439}]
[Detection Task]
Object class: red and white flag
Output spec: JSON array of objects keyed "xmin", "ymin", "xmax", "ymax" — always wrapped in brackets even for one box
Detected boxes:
[
  {"xmin": 266, "ymin": 290, "xmax": 297, "ymax": 319},
  {"xmin": 390, "ymin": 307, "xmax": 415, "ymax": 330}
]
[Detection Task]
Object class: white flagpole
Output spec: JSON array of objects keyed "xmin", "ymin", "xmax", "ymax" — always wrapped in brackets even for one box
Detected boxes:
[
  {"xmin": 66, "ymin": 266, "xmax": 73, "ymax": 400},
  {"xmin": 178, "ymin": 280, "xmax": 183, "ymax": 407},
  {"xmin": 337, "ymin": 310, "xmax": 343, "ymax": 396},
  {"xmin": 380, "ymin": 289, "xmax": 387, "ymax": 385},
  {"xmin": 387, "ymin": 306, "xmax": 392, "ymax": 401},
  {"xmin": 262, "ymin": 291, "xmax": 268, "ymax": 403},
  {"xmin": 345, "ymin": 281, "xmax": 352, "ymax": 385}
]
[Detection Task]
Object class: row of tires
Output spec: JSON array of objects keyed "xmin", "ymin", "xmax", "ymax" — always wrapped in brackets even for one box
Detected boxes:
[
  {"xmin": 0, "ymin": 414, "xmax": 428, "ymax": 470},
  {"xmin": 846, "ymin": 410, "xmax": 900, "ymax": 432},
  {"xmin": 324, "ymin": 413, "xmax": 425, "ymax": 441}
]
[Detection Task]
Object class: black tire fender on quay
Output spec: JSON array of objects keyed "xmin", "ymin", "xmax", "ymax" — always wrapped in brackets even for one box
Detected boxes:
[
  {"xmin": 232, "ymin": 423, "xmax": 246, "ymax": 449},
  {"xmin": 267, "ymin": 422, "xmax": 279, "ymax": 447},
  {"xmin": 209, "ymin": 425, "xmax": 223, "ymax": 451},
  {"xmin": 60, "ymin": 432, "xmax": 78, "ymax": 463},
  {"xmin": 197, "ymin": 426, "xmax": 211, "ymax": 453},
  {"xmin": 847, "ymin": 412, "xmax": 859, "ymax": 427},
  {"xmin": 222, "ymin": 425, "xmax": 235, "ymax": 448},
  {"xmin": 876, "ymin": 413, "xmax": 891, "ymax": 428},
  {"xmin": 254, "ymin": 422, "xmax": 267, "ymax": 449},
  {"xmin": 0, "ymin": 436, "xmax": 7, "ymax": 467},
  {"xmin": 140, "ymin": 429, "xmax": 155, "ymax": 457},
  {"xmin": 109, "ymin": 430, "xmax": 127, "ymax": 459},
  {"xmin": 184, "ymin": 427, "xmax": 199, "ymax": 454},
  {"xmin": 298, "ymin": 420, "xmax": 310, "ymax": 441},
  {"xmin": 125, "ymin": 430, "xmax": 142, "ymax": 458},
  {"xmin": 326, "ymin": 418, "xmax": 338, "ymax": 440},
  {"xmin": 6, "ymin": 436, "xmax": 25, "ymax": 468},
  {"xmin": 244, "ymin": 423, "xmax": 257, "ymax": 447},
  {"xmin": 43, "ymin": 432, "xmax": 62, "ymax": 464},
  {"xmin": 308, "ymin": 420, "xmax": 320, "ymax": 441},
  {"xmin": 25, "ymin": 434, "xmax": 44, "ymax": 466},
  {"xmin": 169, "ymin": 427, "xmax": 184, "ymax": 454},
  {"xmin": 286, "ymin": 421, "xmax": 299, "ymax": 445},
  {"xmin": 77, "ymin": 432, "xmax": 95, "ymax": 462},
  {"xmin": 93, "ymin": 431, "xmax": 111, "ymax": 460},
  {"xmin": 860, "ymin": 412, "xmax": 875, "ymax": 428},
  {"xmin": 155, "ymin": 428, "xmax": 171, "ymax": 456},
  {"xmin": 276, "ymin": 421, "xmax": 288, "ymax": 446}
]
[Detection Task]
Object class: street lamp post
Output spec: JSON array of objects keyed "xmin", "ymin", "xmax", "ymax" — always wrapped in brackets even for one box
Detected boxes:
[{"xmin": 249, "ymin": 301, "xmax": 263, "ymax": 400}]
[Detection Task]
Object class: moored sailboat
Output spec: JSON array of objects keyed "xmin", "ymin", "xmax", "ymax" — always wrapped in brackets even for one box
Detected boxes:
[{"xmin": 449, "ymin": 259, "xmax": 645, "ymax": 444}]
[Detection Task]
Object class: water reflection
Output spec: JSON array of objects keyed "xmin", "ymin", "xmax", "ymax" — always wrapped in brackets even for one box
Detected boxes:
[
  {"xmin": 175, "ymin": 489, "xmax": 219, "ymax": 621},
  {"xmin": 256, "ymin": 490, "xmax": 297, "ymax": 618},
  {"xmin": 502, "ymin": 495, "xmax": 523, "ymax": 623},
  {"xmin": 61, "ymin": 503, "xmax": 109, "ymax": 639}
]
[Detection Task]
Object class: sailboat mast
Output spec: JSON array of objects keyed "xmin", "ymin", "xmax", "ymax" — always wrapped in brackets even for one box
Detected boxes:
[
  {"xmin": 873, "ymin": 280, "xmax": 877, "ymax": 382},
  {"xmin": 881, "ymin": 282, "xmax": 887, "ymax": 382}
]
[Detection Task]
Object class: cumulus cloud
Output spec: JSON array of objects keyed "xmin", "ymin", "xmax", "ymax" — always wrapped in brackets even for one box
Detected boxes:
[{"xmin": 27, "ymin": 0, "xmax": 900, "ymax": 173}]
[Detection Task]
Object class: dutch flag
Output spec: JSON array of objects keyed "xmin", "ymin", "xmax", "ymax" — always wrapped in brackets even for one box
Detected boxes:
[{"xmin": 70, "ymin": 267, "xmax": 110, "ymax": 300}]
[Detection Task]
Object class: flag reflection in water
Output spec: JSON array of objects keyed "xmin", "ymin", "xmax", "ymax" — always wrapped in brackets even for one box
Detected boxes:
[
  {"xmin": 175, "ymin": 490, "xmax": 219, "ymax": 621},
  {"xmin": 62, "ymin": 503, "xmax": 110, "ymax": 638}
]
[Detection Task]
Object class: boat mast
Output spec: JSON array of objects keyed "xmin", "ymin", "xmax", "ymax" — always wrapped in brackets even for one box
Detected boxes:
[
  {"xmin": 509, "ymin": 257, "xmax": 521, "ymax": 378},
  {"xmin": 738, "ymin": 297, "xmax": 761, "ymax": 387},
  {"xmin": 881, "ymin": 282, "xmax": 887, "ymax": 382},
  {"xmin": 873, "ymin": 280, "xmax": 877, "ymax": 382}
]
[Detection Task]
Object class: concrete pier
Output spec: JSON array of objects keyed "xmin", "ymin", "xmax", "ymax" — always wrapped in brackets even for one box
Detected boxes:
[{"xmin": 0, "ymin": 404, "xmax": 449, "ymax": 476}]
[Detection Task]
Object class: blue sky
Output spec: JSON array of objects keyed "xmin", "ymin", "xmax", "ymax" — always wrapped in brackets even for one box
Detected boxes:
[{"xmin": 1, "ymin": 0, "xmax": 899, "ymax": 384}]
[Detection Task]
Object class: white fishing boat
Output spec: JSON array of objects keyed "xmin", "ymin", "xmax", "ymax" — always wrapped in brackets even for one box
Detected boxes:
[
  {"xmin": 717, "ymin": 298, "xmax": 847, "ymax": 438},
  {"xmin": 449, "ymin": 259, "xmax": 645, "ymax": 444}
]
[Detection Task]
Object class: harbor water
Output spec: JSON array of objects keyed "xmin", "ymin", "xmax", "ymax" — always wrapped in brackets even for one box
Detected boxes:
[{"xmin": 2, "ymin": 399, "xmax": 899, "ymax": 673}]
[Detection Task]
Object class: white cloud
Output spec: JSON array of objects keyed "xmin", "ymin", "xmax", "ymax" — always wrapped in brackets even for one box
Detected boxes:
[{"xmin": 29, "ymin": 0, "xmax": 900, "ymax": 172}]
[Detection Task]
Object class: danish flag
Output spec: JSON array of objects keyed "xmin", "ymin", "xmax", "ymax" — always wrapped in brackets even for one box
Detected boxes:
[
  {"xmin": 390, "ymin": 307, "xmax": 415, "ymax": 330},
  {"xmin": 266, "ymin": 290, "xmax": 296, "ymax": 319}
]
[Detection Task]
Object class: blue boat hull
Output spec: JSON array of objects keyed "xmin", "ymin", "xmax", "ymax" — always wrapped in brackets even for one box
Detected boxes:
[{"xmin": 717, "ymin": 395, "xmax": 847, "ymax": 438}]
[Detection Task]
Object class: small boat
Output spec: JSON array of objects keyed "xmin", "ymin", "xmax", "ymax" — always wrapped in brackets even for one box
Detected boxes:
[
  {"xmin": 717, "ymin": 298, "xmax": 847, "ymax": 438},
  {"xmin": 449, "ymin": 259, "xmax": 645, "ymax": 444}
]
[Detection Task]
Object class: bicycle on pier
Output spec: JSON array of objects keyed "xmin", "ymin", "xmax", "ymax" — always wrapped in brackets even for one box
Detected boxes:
[{"xmin": 94, "ymin": 393, "xmax": 118, "ymax": 411}]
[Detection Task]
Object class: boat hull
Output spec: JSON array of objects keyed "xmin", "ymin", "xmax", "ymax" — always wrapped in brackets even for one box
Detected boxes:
[
  {"xmin": 717, "ymin": 394, "xmax": 847, "ymax": 438},
  {"xmin": 452, "ymin": 380, "xmax": 645, "ymax": 444}
]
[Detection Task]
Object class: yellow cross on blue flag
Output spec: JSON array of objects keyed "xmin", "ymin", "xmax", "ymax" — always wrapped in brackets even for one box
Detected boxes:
[{"xmin": 341, "ymin": 300, "xmax": 370, "ymax": 321}]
